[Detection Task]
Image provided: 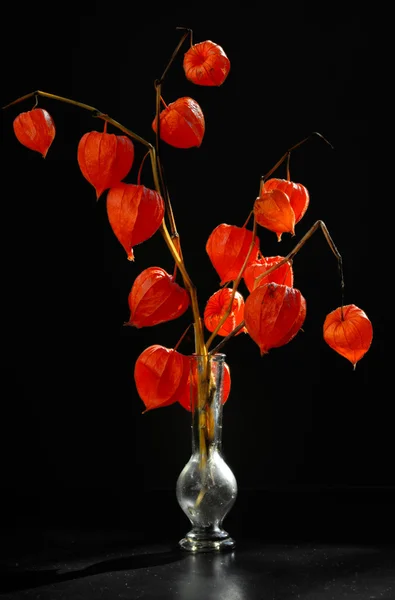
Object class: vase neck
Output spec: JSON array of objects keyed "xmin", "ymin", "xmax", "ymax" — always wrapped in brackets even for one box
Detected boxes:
[{"xmin": 190, "ymin": 354, "xmax": 225, "ymax": 454}]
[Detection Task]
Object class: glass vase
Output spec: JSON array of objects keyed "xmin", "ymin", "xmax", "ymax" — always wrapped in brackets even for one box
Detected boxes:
[{"xmin": 176, "ymin": 353, "xmax": 237, "ymax": 552}]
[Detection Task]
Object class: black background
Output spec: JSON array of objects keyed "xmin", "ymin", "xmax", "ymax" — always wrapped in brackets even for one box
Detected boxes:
[{"xmin": 0, "ymin": 2, "xmax": 388, "ymax": 542}]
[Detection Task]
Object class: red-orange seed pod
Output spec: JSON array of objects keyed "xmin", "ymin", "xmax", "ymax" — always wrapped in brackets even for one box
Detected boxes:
[
  {"xmin": 77, "ymin": 130, "xmax": 134, "ymax": 199},
  {"xmin": 206, "ymin": 223, "xmax": 260, "ymax": 285},
  {"xmin": 152, "ymin": 97, "xmax": 205, "ymax": 148},
  {"xmin": 183, "ymin": 40, "xmax": 231, "ymax": 86},
  {"xmin": 254, "ymin": 188, "xmax": 296, "ymax": 242},
  {"xmin": 323, "ymin": 304, "xmax": 373, "ymax": 368},
  {"xmin": 134, "ymin": 345, "xmax": 190, "ymax": 412},
  {"xmin": 127, "ymin": 267, "xmax": 190, "ymax": 328},
  {"xmin": 13, "ymin": 108, "xmax": 55, "ymax": 157},
  {"xmin": 263, "ymin": 178, "xmax": 310, "ymax": 224},
  {"xmin": 244, "ymin": 283, "xmax": 306, "ymax": 355},
  {"xmin": 204, "ymin": 288, "xmax": 246, "ymax": 337},
  {"xmin": 177, "ymin": 360, "xmax": 231, "ymax": 411},
  {"xmin": 106, "ymin": 183, "xmax": 165, "ymax": 261},
  {"xmin": 244, "ymin": 256, "xmax": 294, "ymax": 292}
]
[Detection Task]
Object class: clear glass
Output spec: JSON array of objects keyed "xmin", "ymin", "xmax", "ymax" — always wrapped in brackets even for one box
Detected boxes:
[{"xmin": 176, "ymin": 353, "xmax": 237, "ymax": 552}]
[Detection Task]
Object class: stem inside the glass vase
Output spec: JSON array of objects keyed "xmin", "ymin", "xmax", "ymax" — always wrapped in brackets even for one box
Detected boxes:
[{"xmin": 195, "ymin": 359, "xmax": 217, "ymax": 508}]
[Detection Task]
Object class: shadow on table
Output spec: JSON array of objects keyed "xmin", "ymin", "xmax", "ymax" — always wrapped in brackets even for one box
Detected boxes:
[{"xmin": 0, "ymin": 545, "xmax": 186, "ymax": 594}]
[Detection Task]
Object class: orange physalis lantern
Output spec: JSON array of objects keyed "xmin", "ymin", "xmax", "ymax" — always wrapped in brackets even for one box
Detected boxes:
[
  {"xmin": 183, "ymin": 40, "xmax": 231, "ymax": 86},
  {"xmin": 134, "ymin": 345, "xmax": 190, "ymax": 412},
  {"xmin": 244, "ymin": 282, "xmax": 306, "ymax": 355},
  {"xmin": 106, "ymin": 183, "xmax": 165, "ymax": 261},
  {"xmin": 323, "ymin": 304, "xmax": 373, "ymax": 369},
  {"xmin": 244, "ymin": 256, "xmax": 294, "ymax": 292},
  {"xmin": 127, "ymin": 267, "xmax": 190, "ymax": 328},
  {"xmin": 77, "ymin": 128, "xmax": 135, "ymax": 199},
  {"xmin": 263, "ymin": 178, "xmax": 310, "ymax": 224},
  {"xmin": 13, "ymin": 108, "xmax": 55, "ymax": 158},
  {"xmin": 206, "ymin": 224, "xmax": 260, "ymax": 285},
  {"xmin": 254, "ymin": 188, "xmax": 296, "ymax": 242},
  {"xmin": 152, "ymin": 97, "xmax": 205, "ymax": 148},
  {"xmin": 204, "ymin": 288, "xmax": 246, "ymax": 337},
  {"xmin": 177, "ymin": 359, "xmax": 231, "ymax": 411}
]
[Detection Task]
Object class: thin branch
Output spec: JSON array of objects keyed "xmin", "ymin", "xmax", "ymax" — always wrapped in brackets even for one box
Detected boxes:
[
  {"xmin": 206, "ymin": 217, "xmax": 258, "ymax": 350},
  {"xmin": 209, "ymin": 321, "xmax": 246, "ymax": 355},
  {"xmin": 261, "ymin": 131, "xmax": 334, "ymax": 183},
  {"xmin": 2, "ymin": 90, "xmax": 152, "ymax": 149},
  {"xmin": 157, "ymin": 28, "xmax": 192, "ymax": 84},
  {"xmin": 3, "ymin": 88, "xmax": 206, "ymax": 359},
  {"xmin": 210, "ymin": 220, "xmax": 345, "ymax": 353},
  {"xmin": 154, "ymin": 80, "xmax": 181, "ymax": 253},
  {"xmin": 174, "ymin": 323, "xmax": 193, "ymax": 351}
]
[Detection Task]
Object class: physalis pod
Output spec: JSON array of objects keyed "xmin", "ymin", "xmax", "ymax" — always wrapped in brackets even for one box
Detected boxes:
[
  {"xmin": 244, "ymin": 282, "xmax": 306, "ymax": 355},
  {"xmin": 106, "ymin": 183, "xmax": 165, "ymax": 261},
  {"xmin": 13, "ymin": 108, "xmax": 55, "ymax": 158},
  {"xmin": 152, "ymin": 97, "xmax": 205, "ymax": 148},
  {"xmin": 177, "ymin": 360, "xmax": 231, "ymax": 411},
  {"xmin": 77, "ymin": 127, "xmax": 134, "ymax": 199},
  {"xmin": 127, "ymin": 267, "xmax": 190, "ymax": 328},
  {"xmin": 134, "ymin": 345, "xmax": 190, "ymax": 412},
  {"xmin": 206, "ymin": 223, "xmax": 260, "ymax": 286},
  {"xmin": 244, "ymin": 256, "xmax": 294, "ymax": 292},
  {"xmin": 183, "ymin": 40, "xmax": 230, "ymax": 86},
  {"xmin": 204, "ymin": 288, "xmax": 246, "ymax": 337},
  {"xmin": 263, "ymin": 178, "xmax": 310, "ymax": 224},
  {"xmin": 323, "ymin": 304, "xmax": 373, "ymax": 369}
]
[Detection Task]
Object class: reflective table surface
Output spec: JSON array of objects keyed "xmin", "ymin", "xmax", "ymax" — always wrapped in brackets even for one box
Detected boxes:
[{"xmin": 1, "ymin": 488, "xmax": 394, "ymax": 599}]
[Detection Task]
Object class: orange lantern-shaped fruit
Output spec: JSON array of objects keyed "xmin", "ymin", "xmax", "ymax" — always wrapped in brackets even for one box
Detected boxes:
[
  {"xmin": 323, "ymin": 304, "xmax": 373, "ymax": 368},
  {"xmin": 183, "ymin": 40, "xmax": 231, "ymax": 86},
  {"xmin": 244, "ymin": 282, "xmax": 306, "ymax": 355},
  {"xmin": 106, "ymin": 183, "xmax": 165, "ymax": 260},
  {"xmin": 204, "ymin": 288, "xmax": 246, "ymax": 337},
  {"xmin": 244, "ymin": 256, "xmax": 294, "ymax": 292},
  {"xmin": 77, "ymin": 129, "xmax": 135, "ymax": 199},
  {"xmin": 254, "ymin": 188, "xmax": 296, "ymax": 241},
  {"xmin": 206, "ymin": 223, "xmax": 260, "ymax": 285},
  {"xmin": 13, "ymin": 108, "xmax": 55, "ymax": 157},
  {"xmin": 263, "ymin": 178, "xmax": 310, "ymax": 224},
  {"xmin": 177, "ymin": 360, "xmax": 231, "ymax": 411},
  {"xmin": 134, "ymin": 345, "xmax": 190, "ymax": 412},
  {"xmin": 127, "ymin": 267, "xmax": 190, "ymax": 328},
  {"xmin": 152, "ymin": 97, "xmax": 205, "ymax": 149}
]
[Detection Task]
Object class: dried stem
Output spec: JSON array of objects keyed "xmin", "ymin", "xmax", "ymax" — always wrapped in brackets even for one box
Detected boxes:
[
  {"xmin": 157, "ymin": 28, "xmax": 191, "ymax": 84},
  {"xmin": 154, "ymin": 80, "xmax": 182, "ymax": 259},
  {"xmin": 153, "ymin": 28, "xmax": 194, "ymax": 268},
  {"xmin": 261, "ymin": 131, "xmax": 334, "ymax": 184},
  {"xmin": 254, "ymin": 220, "xmax": 344, "ymax": 294},
  {"xmin": 210, "ymin": 219, "xmax": 345, "ymax": 351},
  {"xmin": 206, "ymin": 216, "xmax": 258, "ymax": 350},
  {"xmin": 3, "ymin": 89, "xmax": 207, "ymax": 360}
]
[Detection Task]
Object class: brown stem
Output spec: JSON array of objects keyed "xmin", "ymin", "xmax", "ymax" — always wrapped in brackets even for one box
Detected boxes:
[
  {"xmin": 3, "ymin": 87, "xmax": 211, "ymax": 487},
  {"xmin": 261, "ymin": 131, "xmax": 334, "ymax": 183},
  {"xmin": 2, "ymin": 90, "xmax": 152, "ymax": 149},
  {"xmin": 209, "ymin": 321, "xmax": 246, "ymax": 356},
  {"xmin": 210, "ymin": 220, "xmax": 345, "ymax": 352},
  {"xmin": 3, "ymin": 89, "xmax": 206, "ymax": 358},
  {"xmin": 154, "ymin": 78, "xmax": 182, "ymax": 261},
  {"xmin": 206, "ymin": 217, "xmax": 258, "ymax": 349},
  {"xmin": 174, "ymin": 323, "xmax": 193, "ymax": 351},
  {"xmin": 157, "ymin": 28, "xmax": 192, "ymax": 84},
  {"xmin": 137, "ymin": 150, "xmax": 150, "ymax": 186}
]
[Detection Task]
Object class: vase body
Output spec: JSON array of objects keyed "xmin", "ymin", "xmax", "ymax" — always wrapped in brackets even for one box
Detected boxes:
[{"xmin": 176, "ymin": 353, "xmax": 237, "ymax": 552}]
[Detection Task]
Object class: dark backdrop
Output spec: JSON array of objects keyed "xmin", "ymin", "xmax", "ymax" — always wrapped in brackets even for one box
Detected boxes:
[{"xmin": 0, "ymin": 3, "xmax": 388, "ymax": 542}]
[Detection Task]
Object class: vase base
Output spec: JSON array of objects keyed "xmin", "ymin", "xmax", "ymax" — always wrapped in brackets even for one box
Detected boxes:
[{"xmin": 178, "ymin": 534, "xmax": 236, "ymax": 553}]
